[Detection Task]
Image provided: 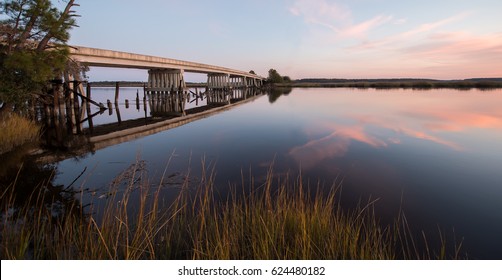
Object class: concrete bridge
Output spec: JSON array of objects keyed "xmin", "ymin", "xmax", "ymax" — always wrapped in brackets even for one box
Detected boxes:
[{"xmin": 69, "ymin": 46, "xmax": 265, "ymax": 91}]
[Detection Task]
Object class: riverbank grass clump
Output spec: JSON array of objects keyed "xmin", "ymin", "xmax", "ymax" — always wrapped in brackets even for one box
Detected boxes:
[
  {"xmin": 0, "ymin": 161, "xmax": 462, "ymax": 259},
  {"xmin": 0, "ymin": 113, "xmax": 40, "ymax": 155}
]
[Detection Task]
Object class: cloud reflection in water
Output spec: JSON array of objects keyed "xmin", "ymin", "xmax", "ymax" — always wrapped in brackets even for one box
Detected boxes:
[{"xmin": 287, "ymin": 89, "xmax": 502, "ymax": 169}]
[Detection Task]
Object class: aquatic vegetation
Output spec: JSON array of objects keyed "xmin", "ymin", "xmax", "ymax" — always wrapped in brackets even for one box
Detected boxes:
[{"xmin": 0, "ymin": 160, "xmax": 463, "ymax": 260}]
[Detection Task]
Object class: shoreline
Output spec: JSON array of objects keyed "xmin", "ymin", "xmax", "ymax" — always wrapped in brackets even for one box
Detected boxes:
[
  {"xmin": 86, "ymin": 80, "xmax": 502, "ymax": 89},
  {"xmin": 275, "ymin": 79, "xmax": 502, "ymax": 89}
]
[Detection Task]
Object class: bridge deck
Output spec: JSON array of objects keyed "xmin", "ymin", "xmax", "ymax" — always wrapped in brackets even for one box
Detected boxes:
[{"xmin": 70, "ymin": 46, "xmax": 264, "ymax": 80}]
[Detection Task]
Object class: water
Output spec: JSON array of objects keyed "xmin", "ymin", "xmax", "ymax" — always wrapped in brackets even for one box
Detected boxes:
[
  {"xmin": 9, "ymin": 87, "xmax": 502, "ymax": 259},
  {"xmin": 77, "ymin": 86, "xmax": 210, "ymax": 127}
]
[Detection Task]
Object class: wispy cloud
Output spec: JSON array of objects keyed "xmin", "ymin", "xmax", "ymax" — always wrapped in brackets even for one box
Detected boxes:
[
  {"xmin": 286, "ymin": 90, "xmax": 502, "ymax": 169},
  {"xmin": 288, "ymin": 1, "xmax": 501, "ymax": 78},
  {"xmin": 398, "ymin": 31, "xmax": 502, "ymax": 77},
  {"xmin": 337, "ymin": 11, "xmax": 502, "ymax": 78},
  {"xmin": 339, "ymin": 15, "xmax": 394, "ymax": 38},
  {"xmin": 289, "ymin": 0, "xmax": 392, "ymax": 39},
  {"xmin": 288, "ymin": 119, "xmax": 462, "ymax": 170},
  {"xmin": 288, "ymin": 124, "xmax": 387, "ymax": 169},
  {"xmin": 352, "ymin": 12, "xmax": 472, "ymax": 50},
  {"xmin": 400, "ymin": 12, "xmax": 471, "ymax": 38},
  {"xmin": 401, "ymin": 31, "xmax": 502, "ymax": 59}
]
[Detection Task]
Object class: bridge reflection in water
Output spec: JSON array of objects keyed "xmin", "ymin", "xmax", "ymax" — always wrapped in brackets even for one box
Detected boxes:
[{"xmin": 38, "ymin": 85, "xmax": 265, "ymax": 151}]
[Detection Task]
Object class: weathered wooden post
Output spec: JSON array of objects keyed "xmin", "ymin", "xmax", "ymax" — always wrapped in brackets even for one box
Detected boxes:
[
  {"xmin": 115, "ymin": 102, "xmax": 122, "ymax": 124},
  {"xmin": 63, "ymin": 82, "xmax": 74, "ymax": 133},
  {"xmin": 53, "ymin": 79, "xmax": 66, "ymax": 141},
  {"xmin": 86, "ymin": 102, "xmax": 94, "ymax": 134},
  {"xmin": 143, "ymin": 91, "xmax": 147, "ymax": 118},
  {"xmin": 107, "ymin": 99, "xmax": 113, "ymax": 115},
  {"xmin": 136, "ymin": 90, "xmax": 140, "ymax": 111},
  {"xmin": 72, "ymin": 80, "xmax": 82, "ymax": 134},
  {"xmin": 86, "ymin": 83, "xmax": 92, "ymax": 108},
  {"xmin": 115, "ymin": 82, "xmax": 120, "ymax": 104}
]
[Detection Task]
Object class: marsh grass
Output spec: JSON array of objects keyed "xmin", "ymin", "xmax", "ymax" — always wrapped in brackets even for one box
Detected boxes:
[
  {"xmin": 0, "ymin": 160, "xmax": 464, "ymax": 259},
  {"xmin": 0, "ymin": 113, "xmax": 40, "ymax": 155}
]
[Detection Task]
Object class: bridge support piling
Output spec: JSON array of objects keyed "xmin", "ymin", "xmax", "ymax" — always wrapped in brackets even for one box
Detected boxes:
[
  {"xmin": 147, "ymin": 69, "xmax": 186, "ymax": 93},
  {"xmin": 228, "ymin": 75, "xmax": 247, "ymax": 89},
  {"xmin": 207, "ymin": 73, "xmax": 229, "ymax": 90}
]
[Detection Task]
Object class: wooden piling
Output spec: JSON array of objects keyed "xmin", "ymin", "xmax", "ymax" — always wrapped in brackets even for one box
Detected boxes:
[
  {"xmin": 73, "ymin": 81, "xmax": 81, "ymax": 110},
  {"xmin": 86, "ymin": 83, "xmax": 92, "ymax": 108},
  {"xmin": 72, "ymin": 80, "xmax": 82, "ymax": 134},
  {"xmin": 64, "ymin": 84, "xmax": 74, "ymax": 132},
  {"xmin": 107, "ymin": 99, "xmax": 113, "ymax": 115},
  {"xmin": 115, "ymin": 101, "xmax": 122, "ymax": 124},
  {"xmin": 135, "ymin": 90, "xmax": 140, "ymax": 111},
  {"xmin": 86, "ymin": 99, "xmax": 94, "ymax": 133},
  {"xmin": 115, "ymin": 82, "xmax": 120, "ymax": 103},
  {"xmin": 143, "ymin": 93, "xmax": 147, "ymax": 118}
]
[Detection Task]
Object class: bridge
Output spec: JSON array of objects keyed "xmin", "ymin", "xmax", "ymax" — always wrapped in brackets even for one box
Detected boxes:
[{"xmin": 69, "ymin": 46, "xmax": 265, "ymax": 90}]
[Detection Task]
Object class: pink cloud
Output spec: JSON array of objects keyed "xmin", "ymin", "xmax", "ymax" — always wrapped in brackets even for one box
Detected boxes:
[
  {"xmin": 401, "ymin": 31, "xmax": 502, "ymax": 61},
  {"xmin": 286, "ymin": 89, "xmax": 502, "ymax": 169},
  {"xmin": 351, "ymin": 12, "xmax": 472, "ymax": 51},
  {"xmin": 339, "ymin": 15, "xmax": 394, "ymax": 38},
  {"xmin": 288, "ymin": 92, "xmax": 502, "ymax": 167},
  {"xmin": 405, "ymin": 107, "xmax": 502, "ymax": 133},
  {"xmin": 351, "ymin": 115, "xmax": 464, "ymax": 151},
  {"xmin": 396, "ymin": 31, "xmax": 502, "ymax": 78},
  {"xmin": 289, "ymin": 0, "xmax": 392, "ymax": 39},
  {"xmin": 288, "ymin": 118, "xmax": 466, "ymax": 169},
  {"xmin": 401, "ymin": 12, "xmax": 471, "ymax": 38},
  {"xmin": 289, "ymin": 134, "xmax": 350, "ymax": 169},
  {"xmin": 397, "ymin": 127, "xmax": 463, "ymax": 151},
  {"xmin": 338, "ymin": 11, "xmax": 502, "ymax": 78},
  {"xmin": 288, "ymin": 5, "xmax": 501, "ymax": 78},
  {"xmin": 289, "ymin": 123, "xmax": 388, "ymax": 169}
]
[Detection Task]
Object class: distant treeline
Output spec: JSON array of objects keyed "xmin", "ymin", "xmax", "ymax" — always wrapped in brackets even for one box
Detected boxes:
[
  {"xmin": 87, "ymin": 81, "xmax": 146, "ymax": 87},
  {"xmin": 285, "ymin": 78, "xmax": 502, "ymax": 89}
]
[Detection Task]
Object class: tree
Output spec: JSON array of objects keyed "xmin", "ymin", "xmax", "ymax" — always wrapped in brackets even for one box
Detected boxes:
[
  {"xmin": 0, "ymin": 0, "xmax": 79, "ymax": 111},
  {"xmin": 249, "ymin": 70, "xmax": 256, "ymax": 75},
  {"xmin": 267, "ymin": 68, "xmax": 284, "ymax": 84}
]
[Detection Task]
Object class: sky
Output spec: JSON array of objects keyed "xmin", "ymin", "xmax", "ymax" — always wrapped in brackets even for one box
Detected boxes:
[{"xmin": 63, "ymin": 0, "xmax": 502, "ymax": 81}]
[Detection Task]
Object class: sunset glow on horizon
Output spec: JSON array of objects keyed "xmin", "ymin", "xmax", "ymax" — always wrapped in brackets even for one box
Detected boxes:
[{"xmin": 67, "ymin": 0, "xmax": 502, "ymax": 81}]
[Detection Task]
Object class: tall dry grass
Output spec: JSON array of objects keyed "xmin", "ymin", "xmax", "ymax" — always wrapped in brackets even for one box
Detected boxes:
[
  {"xmin": 0, "ymin": 113, "xmax": 40, "ymax": 155},
  {"xmin": 0, "ymin": 160, "xmax": 463, "ymax": 259}
]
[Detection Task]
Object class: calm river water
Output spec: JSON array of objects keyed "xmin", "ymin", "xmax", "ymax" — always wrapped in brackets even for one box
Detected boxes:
[{"xmin": 50, "ymin": 87, "xmax": 502, "ymax": 259}]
